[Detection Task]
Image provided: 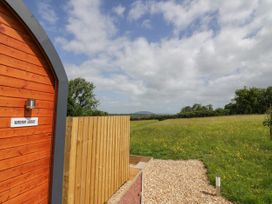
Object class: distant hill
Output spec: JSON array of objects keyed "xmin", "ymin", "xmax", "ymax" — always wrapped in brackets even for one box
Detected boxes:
[{"xmin": 132, "ymin": 111, "xmax": 155, "ymax": 115}]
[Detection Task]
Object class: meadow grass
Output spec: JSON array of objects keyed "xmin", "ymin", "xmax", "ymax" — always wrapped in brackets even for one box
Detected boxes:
[{"xmin": 130, "ymin": 115, "xmax": 272, "ymax": 204}]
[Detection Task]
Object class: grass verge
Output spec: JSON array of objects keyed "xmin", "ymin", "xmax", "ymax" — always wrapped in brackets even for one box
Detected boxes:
[{"xmin": 130, "ymin": 115, "xmax": 272, "ymax": 204}]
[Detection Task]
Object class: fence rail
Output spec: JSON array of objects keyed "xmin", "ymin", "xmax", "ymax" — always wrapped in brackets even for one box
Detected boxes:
[{"xmin": 63, "ymin": 116, "xmax": 130, "ymax": 204}]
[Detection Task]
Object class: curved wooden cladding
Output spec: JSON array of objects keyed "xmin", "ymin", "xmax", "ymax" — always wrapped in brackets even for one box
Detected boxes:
[
  {"xmin": 0, "ymin": 125, "xmax": 53, "ymax": 139},
  {"xmin": 0, "ymin": 96, "xmax": 54, "ymax": 109},
  {"xmin": 0, "ymin": 133, "xmax": 52, "ymax": 150},
  {"xmin": 0, "ymin": 42, "xmax": 44, "ymax": 67},
  {"xmin": 0, "ymin": 33, "xmax": 42, "ymax": 58},
  {"xmin": 0, "ymin": 107, "xmax": 54, "ymax": 117},
  {"xmin": 0, "ymin": 1, "xmax": 56, "ymax": 203},
  {"xmin": 0, "ymin": 75, "xmax": 54, "ymax": 93},
  {"xmin": 0, "ymin": 64, "xmax": 54, "ymax": 85},
  {"xmin": 0, "ymin": 7, "xmax": 52, "ymax": 66},
  {"xmin": 0, "ymin": 2, "xmax": 54, "ymax": 81},
  {"xmin": 0, "ymin": 54, "xmax": 50, "ymax": 76},
  {"xmin": 0, "ymin": 140, "xmax": 52, "ymax": 161},
  {"xmin": 0, "ymin": 85, "xmax": 54, "ymax": 101}
]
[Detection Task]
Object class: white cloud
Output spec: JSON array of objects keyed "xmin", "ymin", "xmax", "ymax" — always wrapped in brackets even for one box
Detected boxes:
[
  {"xmin": 142, "ymin": 19, "xmax": 152, "ymax": 29},
  {"xmin": 150, "ymin": 0, "xmax": 213, "ymax": 35},
  {"xmin": 56, "ymin": 0, "xmax": 116, "ymax": 54},
  {"xmin": 128, "ymin": 1, "xmax": 149, "ymax": 21},
  {"xmin": 113, "ymin": 5, "xmax": 126, "ymax": 17},
  {"xmin": 58, "ymin": 0, "xmax": 272, "ymax": 113},
  {"xmin": 37, "ymin": 1, "xmax": 58, "ymax": 25},
  {"xmin": 127, "ymin": 0, "xmax": 215, "ymax": 34}
]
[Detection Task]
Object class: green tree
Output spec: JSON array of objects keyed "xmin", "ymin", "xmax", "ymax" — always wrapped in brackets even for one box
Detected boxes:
[
  {"xmin": 224, "ymin": 102, "xmax": 237, "ymax": 115},
  {"xmin": 263, "ymin": 87, "xmax": 272, "ymax": 110},
  {"xmin": 179, "ymin": 104, "xmax": 216, "ymax": 118},
  {"xmin": 181, "ymin": 106, "xmax": 192, "ymax": 113},
  {"xmin": 206, "ymin": 104, "xmax": 213, "ymax": 111},
  {"xmin": 233, "ymin": 87, "xmax": 265, "ymax": 114},
  {"xmin": 263, "ymin": 107, "xmax": 272, "ymax": 140},
  {"xmin": 192, "ymin": 104, "xmax": 202, "ymax": 111},
  {"xmin": 67, "ymin": 78, "xmax": 99, "ymax": 116}
]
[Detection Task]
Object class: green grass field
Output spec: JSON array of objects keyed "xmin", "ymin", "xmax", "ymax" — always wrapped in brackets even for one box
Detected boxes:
[{"xmin": 130, "ymin": 115, "xmax": 272, "ymax": 204}]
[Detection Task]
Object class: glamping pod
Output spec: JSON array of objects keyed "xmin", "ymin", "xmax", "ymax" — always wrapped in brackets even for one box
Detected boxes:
[{"xmin": 0, "ymin": 1, "xmax": 68, "ymax": 203}]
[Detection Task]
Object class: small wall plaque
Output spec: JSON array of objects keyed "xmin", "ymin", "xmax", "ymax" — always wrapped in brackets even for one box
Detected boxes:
[{"xmin": 10, "ymin": 117, "xmax": 38, "ymax": 128}]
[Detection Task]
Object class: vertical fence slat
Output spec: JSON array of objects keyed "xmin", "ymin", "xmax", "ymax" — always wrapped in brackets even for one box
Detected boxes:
[
  {"xmin": 69, "ymin": 118, "xmax": 79, "ymax": 204},
  {"xmin": 99, "ymin": 117, "xmax": 106, "ymax": 203},
  {"xmin": 116, "ymin": 116, "xmax": 120, "ymax": 187},
  {"xmin": 96, "ymin": 117, "xmax": 102, "ymax": 204},
  {"xmin": 109, "ymin": 116, "xmax": 114, "ymax": 197},
  {"xmin": 62, "ymin": 117, "xmax": 71, "ymax": 204},
  {"xmin": 123, "ymin": 117, "xmax": 127, "ymax": 181},
  {"xmin": 90, "ymin": 117, "xmax": 97, "ymax": 204},
  {"xmin": 127, "ymin": 117, "xmax": 130, "ymax": 179},
  {"xmin": 104, "ymin": 116, "xmax": 109, "ymax": 202},
  {"xmin": 74, "ymin": 117, "xmax": 84, "ymax": 204},
  {"xmin": 103, "ymin": 116, "xmax": 108, "ymax": 203},
  {"xmin": 62, "ymin": 117, "xmax": 79, "ymax": 204},
  {"xmin": 84, "ymin": 117, "xmax": 93, "ymax": 203},
  {"xmin": 63, "ymin": 116, "xmax": 130, "ymax": 204},
  {"xmin": 114, "ymin": 116, "xmax": 118, "ymax": 190},
  {"xmin": 120, "ymin": 116, "xmax": 124, "ymax": 184},
  {"xmin": 80, "ymin": 118, "xmax": 89, "ymax": 203}
]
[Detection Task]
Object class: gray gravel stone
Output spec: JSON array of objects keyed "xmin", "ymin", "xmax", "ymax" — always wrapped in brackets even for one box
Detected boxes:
[{"xmin": 143, "ymin": 159, "xmax": 232, "ymax": 204}]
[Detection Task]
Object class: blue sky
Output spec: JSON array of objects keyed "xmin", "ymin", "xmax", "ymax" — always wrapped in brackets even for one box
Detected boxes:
[{"xmin": 23, "ymin": 0, "xmax": 272, "ymax": 114}]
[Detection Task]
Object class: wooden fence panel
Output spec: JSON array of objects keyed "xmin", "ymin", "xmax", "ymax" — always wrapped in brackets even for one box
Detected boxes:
[{"xmin": 63, "ymin": 116, "xmax": 130, "ymax": 204}]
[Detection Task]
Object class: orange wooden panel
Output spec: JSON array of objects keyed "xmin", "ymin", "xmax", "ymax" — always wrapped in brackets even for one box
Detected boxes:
[
  {"xmin": 0, "ymin": 64, "xmax": 54, "ymax": 85},
  {"xmin": 0, "ymin": 2, "xmax": 56, "ymax": 202},
  {"xmin": 0, "ymin": 96, "xmax": 54, "ymax": 109},
  {"xmin": 0, "ymin": 117, "xmax": 53, "ymax": 128},
  {"xmin": 0, "ymin": 140, "xmax": 52, "ymax": 161},
  {"xmin": 0, "ymin": 54, "xmax": 50, "ymax": 76},
  {"xmin": 0, "ymin": 107, "xmax": 54, "ymax": 117},
  {"xmin": 0, "ymin": 2, "xmax": 50, "ymax": 68},
  {"xmin": 0, "ymin": 85, "xmax": 55, "ymax": 101},
  {"xmin": 0, "ymin": 33, "xmax": 40, "ymax": 57},
  {"xmin": 0, "ymin": 148, "xmax": 51, "ymax": 171},
  {"xmin": 0, "ymin": 172, "xmax": 49, "ymax": 202},
  {"xmin": 0, "ymin": 125, "xmax": 53, "ymax": 139},
  {"xmin": 0, "ymin": 157, "xmax": 50, "ymax": 182},
  {"xmin": 0, "ymin": 30, "xmax": 49, "ymax": 71},
  {"xmin": 3, "ymin": 181, "xmax": 49, "ymax": 204},
  {"xmin": 0, "ymin": 8, "xmax": 28, "ymax": 33},
  {"xmin": 0, "ymin": 75, "xmax": 54, "ymax": 93},
  {"xmin": 0, "ymin": 166, "xmax": 49, "ymax": 193},
  {"xmin": 38, "ymin": 197, "xmax": 49, "ymax": 204},
  {"xmin": 0, "ymin": 22, "xmax": 32, "ymax": 43},
  {"xmin": 0, "ymin": 43, "xmax": 44, "ymax": 67},
  {"xmin": 0, "ymin": 133, "xmax": 52, "ymax": 150},
  {"xmin": 0, "ymin": 4, "xmax": 43, "ymax": 51}
]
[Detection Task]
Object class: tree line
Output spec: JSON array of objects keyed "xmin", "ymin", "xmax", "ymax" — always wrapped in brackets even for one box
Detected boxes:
[
  {"xmin": 224, "ymin": 87, "xmax": 272, "ymax": 114},
  {"xmin": 67, "ymin": 78, "xmax": 272, "ymax": 119},
  {"xmin": 131, "ymin": 86, "xmax": 272, "ymax": 120},
  {"xmin": 179, "ymin": 86, "xmax": 272, "ymax": 118}
]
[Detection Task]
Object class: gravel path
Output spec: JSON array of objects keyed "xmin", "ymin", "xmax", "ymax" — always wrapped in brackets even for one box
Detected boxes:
[{"xmin": 143, "ymin": 159, "xmax": 232, "ymax": 204}]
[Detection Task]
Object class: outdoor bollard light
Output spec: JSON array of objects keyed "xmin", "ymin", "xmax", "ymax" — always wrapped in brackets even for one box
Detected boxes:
[
  {"xmin": 216, "ymin": 176, "xmax": 221, "ymax": 196},
  {"xmin": 26, "ymin": 98, "xmax": 36, "ymax": 110}
]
